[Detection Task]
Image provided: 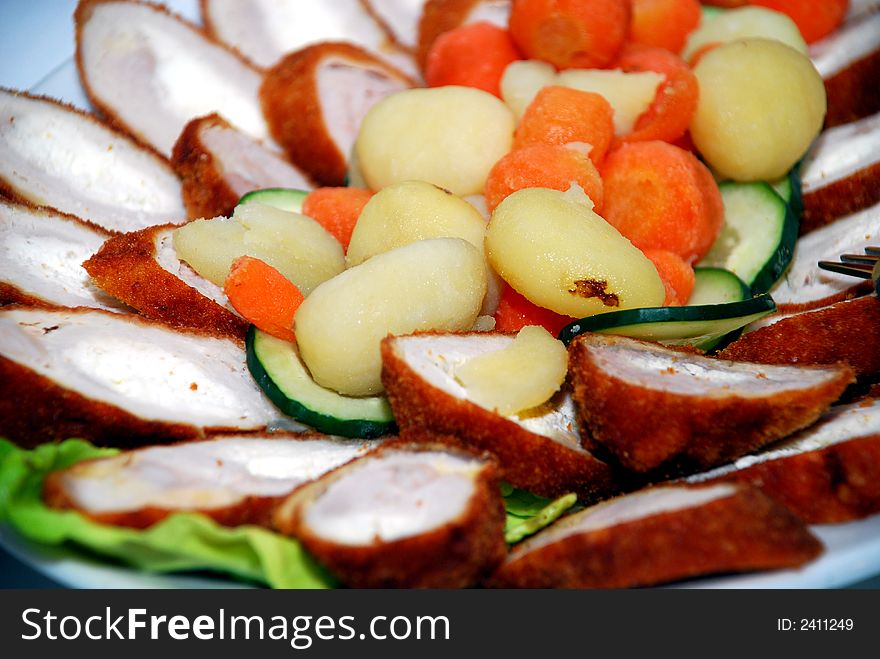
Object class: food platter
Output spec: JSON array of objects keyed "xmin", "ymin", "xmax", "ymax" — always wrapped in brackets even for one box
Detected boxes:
[{"xmin": 1, "ymin": 0, "xmax": 879, "ymax": 589}]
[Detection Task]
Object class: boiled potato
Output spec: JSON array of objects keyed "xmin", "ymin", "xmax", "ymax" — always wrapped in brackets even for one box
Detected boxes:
[
  {"xmin": 455, "ymin": 325, "xmax": 568, "ymax": 415},
  {"xmin": 295, "ymin": 238, "xmax": 487, "ymax": 396},
  {"xmin": 346, "ymin": 180, "xmax": 486, "ymax": 266},
  {"xmin": 682, "ymin": 7, "xmax": 807, "ymax": 62},
  {"xmin": 172, "ymin": 203, "xmax": 345, "ymax": 293},
  {"xmin": 355, "ymin": 87, "xmax": 514, "ymax": 195},
  {"xmin": 691, "ymin": 39, "xmax": 826, "ymax": 181},
  {"xmin": 486, "ymin": 186, "xmax": 665, "ymax": 317},
  {"xmin": 556, "ymin": 69, "xmax": 664, "ymax": 135},
  {"xmin": 500, "ymin": 59, "xmax": 557, "ymax": 120}
]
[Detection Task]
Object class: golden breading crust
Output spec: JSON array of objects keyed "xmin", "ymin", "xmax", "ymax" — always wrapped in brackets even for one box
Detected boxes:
[
  {"xmin": 801, "ymin": 162, "xmax": 880, "ymax": 235},
  {"xmin": 0, "ymin": 353, "xmax": 201, "ymax": 449},
  {"xmin": 83, "ymin": 224, "xmax": 248, "ymax": 341},
  {"xmin": 489, "ymin": 484, "xmax": 822, "ymax": 588},
  {"xmin": 274, "ymin": 442, "xmax": 508, "ymax": 588},
  {"xmin": 171, "ymin": 113, "xmax": 244, "ymax": 220},
  {"xmin": 693, "ymin": 432, "xmax": 880, "ymax": 524},
  {"xmin": 720, "ymin": 295, "xmax": 880, "ymax": 378},
  {"xmin": 260, "ymin": 42, "xmax": 415, "ymax": 186},
  {"xmin": 569, "ymin": 334, "xmax": 855, "ymax": 473},
  {"xmin": 380, "ymin": 333, "xmax": 625, "ymax": 502},
  {"xmin": 824, "ymin": 49, "xmax": 880, "ymax": 129}
]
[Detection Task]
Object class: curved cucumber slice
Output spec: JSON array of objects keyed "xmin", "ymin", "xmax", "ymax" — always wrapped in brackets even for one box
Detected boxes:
[
  {"xmin": 238, "ymin": 188, "xmax": 309, "ymax": 213},
  {"xmin": 770, "ymin": 164, "xmax": 803, "ymax": 221},
  {"xmin": 689, "ymin": 267, "xmax": 750, "ymax": 306},
  {"xmin": 558, "ymin": 294, "xmax": 776, "ymax": 351},
  {"xmin": 698, "ymin": 181, "xmax": 798, "ymax": 295},
  {"xmin": 247, "ymin": 326, "xmax": 395, "ymax": 438}
]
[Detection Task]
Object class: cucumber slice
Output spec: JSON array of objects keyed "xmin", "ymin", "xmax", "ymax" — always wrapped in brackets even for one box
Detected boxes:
[
  {"xmin": 558, "ymin": 294, "xmax": 776, "ymax": 351},
  {"xmin": 770, "ymin": 164, "xmax": 803, "ymax": 220},
  {"xmin": 689, "ymin": 267, "xmax": 750, "ymax": 306},
  {"xmin": 698, "ymin": 181, "xmax": 798, "ymax": 295},
  {"xmin": 247, "ymin": 326, "xmax": 395, "ymax": 438},
  {"xmin": 237, "ymin": 188, "xmax": 309, "ymax": 213}
]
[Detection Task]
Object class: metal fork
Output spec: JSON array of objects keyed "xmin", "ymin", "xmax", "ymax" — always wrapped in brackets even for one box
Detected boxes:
[{"xmin": 818, "ymin": 246, "xmax": 880, "ymax": 294}]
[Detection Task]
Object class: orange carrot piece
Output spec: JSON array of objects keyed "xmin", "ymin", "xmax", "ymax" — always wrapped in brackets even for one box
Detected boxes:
[
  {"xmin": 425, "ymin": 21, "xmax": 520, "ymax": 97},
  {"xmin": 484, "ymin": 143, "xmax": 605, "ymax": 213},
  {"xmin": 600, "ymin": 141, "xmax": 724, "ymax": 265},
  {"xmin": 614, "ymin": 43, "xmax": 699, "ymax": 146},
  {"xmin": 629, "ymin": 0, "xmax": 701, "ymax": 54},
  {"xmin": 751, "ymin": 0, "xmax": 849, "ymax": 44},
  {"xmin": 494, "ymin": 283, "xmax": 573, "ymax": 335},
  {"xmin": 508, "ymin": 0, "xmax": 631, "ymax": 69},
  {"xmin": 224, "ymin": 256, "xmax": 304, "ymax": 342},
  {"xmin": 301, "ymin": 187, "xmax": 373, "ymax": 251},
  {"xmin": 513, "ymin": 85, "xmax": 615, "ymax": 165},
  {"xmin": 642, "ymin": 248, "xmax": 696, "ymax": 306},
  {"xmin": 702, "ymin": 1, "xmax": 748, "ymax": 6}
]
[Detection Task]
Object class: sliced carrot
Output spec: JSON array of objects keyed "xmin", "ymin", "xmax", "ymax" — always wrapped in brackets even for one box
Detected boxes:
[
  {"xmin": 484, "ymin": 143, "xmax": 604, "ymax": 213},
  {"xmin": 513, "ymin": 85, "xmax": 614, "ymax": 165},
  {"xmin": 494, "ymin": 283, "xmax": 573, "ymax": 335},
  {"xmin": 224, "ymin": 256, "xmax": 304, "ymax": 342},
  {"xmin": 629, "ymin": 0, "xmax": 701, "ymax": 54},
  {"xmin": 614, "ymin": 43, "xmax": 699, "ymax": 146},
  {"xmin": 425, "ymin": 21, "xmax": 520, "ymax": 97},
  {"xmin": 751, "ymin": 0, "xmax": 849, "ymax": 43},
  {"xmin": 599, "ymin": 141, "xmax": 724, "ymax": 265},
  {"xmin": 642, "ymin": 248, "xmax": 696, "ymax": 306},
  {"xmin": 701, "ymin": 1, "xmax": 748, "ymax": 6},
  {"xmin": 301, "ymin": 187, "xmax": 373, "ymax": 251},
  {"xmin": 508, "ymin": 0, "xmax": 630, "ymax": 69}
]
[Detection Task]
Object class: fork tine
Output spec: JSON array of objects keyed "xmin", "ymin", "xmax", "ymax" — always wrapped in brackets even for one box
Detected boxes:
[
  {"xmin": 840, "ymin": 253, "xmax": 880, "ymax": 264},
  {"xmin": 865, "ymin": 246, "xmax": 880, "ymax": 256},
  {"xmin": 817, "ymin": 261, "xmax": 875, "ymax": 278}
]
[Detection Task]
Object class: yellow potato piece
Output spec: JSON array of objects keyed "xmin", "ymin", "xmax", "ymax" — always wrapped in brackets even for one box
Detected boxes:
[
  {"xmin": 355, "ymin": 86, "xmax": 514, "ymax": 195},
  {"xmin": 295, "ymin": 238, "xmax": 487, "ymax": 396},
  {"xmin": 486, "ymin": 186, "xmax": 665, "ymax": 317},
  {"xmin": 455, "ymin": 326, "xmax": 568, "ymax": 416},
  {"xmin": 682, "ymin": 7, "xmax": 807, "ymax": 63},
  {"xmin": 691, "ymin": 39, "xmax": 826, "ymax": 182}
]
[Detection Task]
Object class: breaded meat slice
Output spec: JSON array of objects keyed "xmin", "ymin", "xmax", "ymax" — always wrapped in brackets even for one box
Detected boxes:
[
  {"xmin": 76, "ymin": 0, "xmax": 275, "ymax": 157},
  {"xmin": 0, "ymin": 89, "xmax": 185, "ymax": 234},
  {"xmin": 44, "ymin": 432, "xmax": 381, "ymax": 529},
  {"xmin": 83, "ymin": 224, "xmax": 247, "ymax": 340},
  {"xmin": 799, "ymin": 112, "xmax": 880, "ymax": 234},
  {"xmin": 770, "ymin": 200, "xmax": 878, "ymax": 311},
  {"xmin": 489, "ymin": 483, "xmax": 822, "ymax": 588},
  {"xmin": 260, "ymin": 42, "xmax": 415, "ymax": 186},
  {"xmin": 417, "ymin": 0, "xmax": 511, "ymax": 68},
  {"xmin": 812, "ymin": 10, "xmax": 880, "ymax": 128},
  {"xmin": 381, "ymin": 332, "xmax": 624, "ymax": 502},
  {"xmin": 361, "ymin": 0, "xmax": 424, "ymax": 54},
  {"xmin": 720, "ymin": 295, "xmax": 880, "ymax": 378},
  {"xmin": 274, "ymin": 442, "xmax": 507, "ymax": 588},
  {"xmin": 172, "ymin": 113, "xmax": 314, "ymax": 220},
  {"xmin": 568, "ymin": 334, "xmax": 854, "ymax": 473},
  {"xmin": 0, "ymin": 307, "xmax": 294, "ymax": 448},
  {"xmin": 0, "ymin": 199, "xmax": 127, "ymax": 312},
  {"xmin": 200, "ymin": 0, "xmax": 418, "ymax": 77},
  {"xmin": 686, "ymin": 398, "xmax": 880, "ymax": 524}
]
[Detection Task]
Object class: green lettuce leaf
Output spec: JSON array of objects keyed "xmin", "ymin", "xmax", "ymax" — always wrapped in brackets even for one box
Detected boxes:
[{"xmin": 0, "ymin": 439, "xmax": 334, "ymax": 589}]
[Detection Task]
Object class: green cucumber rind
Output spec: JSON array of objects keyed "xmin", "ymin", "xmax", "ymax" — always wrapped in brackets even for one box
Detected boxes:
[
  {"xmin": 558, "ymin": 294, "xmax": 776, "ymax": 347},
  {"xmin": 237, "ymin": 188, "xmax": 309, "ymax": 213},
  {"xmin": 690, "ymin": 267, "xmax": 750, "ymax": 305},
  {"xmin": 246, "ymin": 326, "xmax": 396, "ymax": 439},
  {"xmin": 748, "ymin": 195, "xmax": 798, "ymax": 295}
]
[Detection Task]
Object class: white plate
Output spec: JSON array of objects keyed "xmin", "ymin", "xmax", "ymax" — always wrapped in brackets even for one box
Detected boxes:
[{"xmin": 1, "ymin": 0, "xmax": 879, "ymax": 589}]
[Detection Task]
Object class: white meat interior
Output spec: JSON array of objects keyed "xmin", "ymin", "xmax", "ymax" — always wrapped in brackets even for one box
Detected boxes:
[
  {"xmin": 362, "ymin": 0, "xmax": 423, "ymax": 50},
  {"xmin": 687, "ymin": 398, "xmax": 880, "ymax": 481},
  {"xmin": 811, "ymin": 11, "xmax": 880, "ymax": 78},
  {"xmin": 304, "ymin": 450, "xmax": 483, "ymax": 545},
  {"xmin": 512, "ymin": 484, "xmax": 736, "ymax": 556},
  {"xmin": 78, "ymin": 1, "xmax": 272, "ymax": 156},
  {"xmin": 0, "ymin": 308, "xmax": 281, "ymax": 429},
  {"xmin": 801, "ymin": 112, "xmax": 880, "ymax": 193},
  {"xmin": 316, "ymin": 57, "xmax": 411, "ymax": 164},
  {"xmin": 198, "ymin": 121, "xmax": 313, "ymax": 196},
  {"xmin": 152, "ymin": 229, "xmax": 232, "ymax": 310},
  {"xmin": 0, "ymin": 90, "xmax": 185, "ymax": 232},
  {"xmin": 585, "ymin": 338, "xmax": 841, "ymax": 396},
  {"xmin": 0, "ymin": 201, "xmax": 128, "ymax": 311},
  {"xmin": 771, "ymin": 201, "xmax": 879, "ymax": 306},
  {"xmin": 395, "ymin": 334, "xmax": 583, "ymax": 450},
  {"xmin": 59, "ymin": 435, "xmax": 378, "ymax": 513}
]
